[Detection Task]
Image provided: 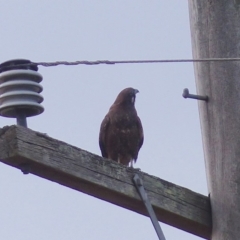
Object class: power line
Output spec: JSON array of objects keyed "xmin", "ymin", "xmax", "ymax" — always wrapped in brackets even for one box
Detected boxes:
[
  {"xmin": 1, "ymin": 58, "xmax": 240, "ymax": 72},
  {"xmin": 34, "ymin": 58, "xmax": 240, "ymax": 67}
]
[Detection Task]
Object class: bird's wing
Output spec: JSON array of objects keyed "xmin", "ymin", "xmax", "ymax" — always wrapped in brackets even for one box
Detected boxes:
[
  {"xmin": 99, "ymin": 114, "xmax": 110, "ymax": 158},
  {"xmin": 137, "ymin": 116, "xmax": 144, "ymax": 150}
]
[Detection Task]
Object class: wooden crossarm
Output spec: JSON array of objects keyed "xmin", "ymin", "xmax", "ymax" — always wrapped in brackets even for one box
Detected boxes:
[{"xmin": 0, "ymin": 125, "xmax": 211, "ymax": 239}]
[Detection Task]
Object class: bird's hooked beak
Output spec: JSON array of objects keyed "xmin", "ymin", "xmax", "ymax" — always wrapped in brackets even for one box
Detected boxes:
[
  {"xmin": 134, "ymin": 89, "xmax": 139, "ymax": 94},
  {"xmin": 131, "ymin": 89, "xmax": 139, "ymax": 104}
]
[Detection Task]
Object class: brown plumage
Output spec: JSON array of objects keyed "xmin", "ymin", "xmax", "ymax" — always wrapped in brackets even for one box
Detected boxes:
[{"xmin": 99, "ymin": 87, "xmax": 144, "ymax": 167}]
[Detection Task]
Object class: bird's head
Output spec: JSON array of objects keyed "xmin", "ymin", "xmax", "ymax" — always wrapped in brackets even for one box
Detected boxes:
[{"xmin": 114, "ymin": 87, "xmax": 139, "ymax": 106}]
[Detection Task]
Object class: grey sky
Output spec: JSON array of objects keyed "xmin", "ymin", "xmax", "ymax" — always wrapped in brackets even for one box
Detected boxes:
[{"xmin": 0, "ymin": 1, "xmax": 207, "ymax": 239}]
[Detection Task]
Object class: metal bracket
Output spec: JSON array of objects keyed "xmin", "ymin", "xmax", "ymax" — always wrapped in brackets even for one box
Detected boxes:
[
  {"xmin": 182, "ymin": 88, "xmax": 208, "ymax": 101},
  {"xmin": 133, "ymin": 174, "xmax": 166, "ymax": 240}
]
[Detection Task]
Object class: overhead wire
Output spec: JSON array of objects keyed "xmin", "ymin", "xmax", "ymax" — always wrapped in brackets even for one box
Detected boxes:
[
  {"xmin": 1, "ymin": 58, "xmax": 240, "ymax": 71},
  {"xmin": 34, "ymin": 58, "xmax": 240, "ymax": 67}
]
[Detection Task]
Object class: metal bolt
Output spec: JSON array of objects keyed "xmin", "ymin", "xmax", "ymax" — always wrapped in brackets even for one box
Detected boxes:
[
  {"xmin": 20, "ymin": 163, "xmax": 31, "ymax": 174},
  {"xmin": 182, "ymin": 88, "xmax": 208, "ymax": 101}
]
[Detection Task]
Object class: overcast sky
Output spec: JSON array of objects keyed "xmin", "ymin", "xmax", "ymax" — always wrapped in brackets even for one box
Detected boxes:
[{"xmin": 0, "ymin": 1, "xmax": 208, "ymax": 240}]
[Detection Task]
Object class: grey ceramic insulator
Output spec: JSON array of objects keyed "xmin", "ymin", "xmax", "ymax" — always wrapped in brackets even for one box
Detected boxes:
[{"xmin": 0, "ymin": 69, "xmax": 44, "ymax": 118}]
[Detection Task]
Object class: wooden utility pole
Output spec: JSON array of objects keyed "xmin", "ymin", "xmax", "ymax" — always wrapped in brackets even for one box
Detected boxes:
[
  {"xmin": 0, "ymin": 125, "xmax": 211, "ymax": 239},
  {"xmin": 188, "ymin": 1, "xmax": 240, "ymax": 239}
]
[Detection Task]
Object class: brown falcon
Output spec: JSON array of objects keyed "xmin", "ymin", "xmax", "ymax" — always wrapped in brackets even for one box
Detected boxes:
[{"xmin": 99, "ymin": 87, "xmax": 143, "ymax": 167}]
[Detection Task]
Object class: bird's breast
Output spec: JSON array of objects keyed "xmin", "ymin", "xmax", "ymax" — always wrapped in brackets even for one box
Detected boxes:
[{"xmin": 111, "ymin": 114, "xmax": 136, "ymax": 128}]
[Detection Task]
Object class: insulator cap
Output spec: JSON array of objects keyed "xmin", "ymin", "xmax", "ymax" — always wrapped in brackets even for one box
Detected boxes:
[
  {"xmin": 0, "ymin": 59, "xmax": 38, "ymax": 73},
  {"xmin": 0, "ymin": 59, "xmax": 44, "ymax": 119}
]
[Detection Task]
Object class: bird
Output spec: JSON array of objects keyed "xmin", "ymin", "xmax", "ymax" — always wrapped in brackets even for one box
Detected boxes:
[{"xmin": 99, "ymin": 87, "xmax": 144, "ymax": 167}]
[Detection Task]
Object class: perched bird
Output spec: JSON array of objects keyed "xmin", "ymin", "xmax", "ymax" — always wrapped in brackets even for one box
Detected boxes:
[{"xmin": 99, "ymin": 87, "xmax": 144, "ymax": 167}]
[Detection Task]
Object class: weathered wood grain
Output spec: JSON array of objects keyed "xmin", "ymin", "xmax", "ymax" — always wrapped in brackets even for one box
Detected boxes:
[
  {"xmin": 188, "ymin": 1, "xmax": 240, "ymax": 239},
  {"xmin": 0, "ymin": 125, "xmax": 211, "ymax": 239}
]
